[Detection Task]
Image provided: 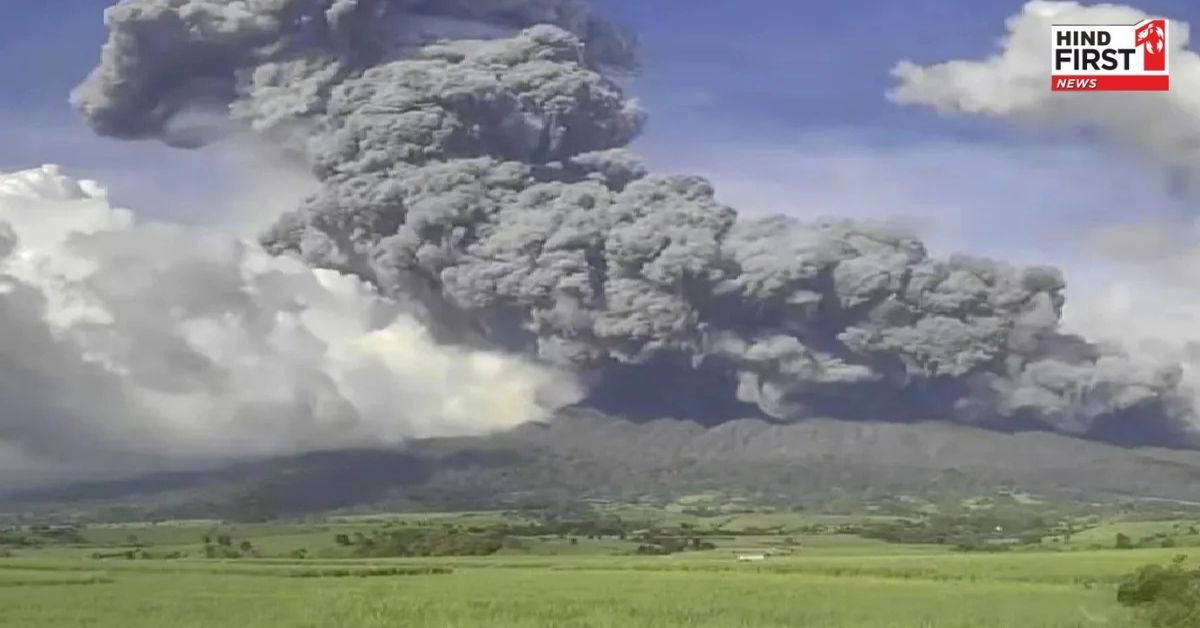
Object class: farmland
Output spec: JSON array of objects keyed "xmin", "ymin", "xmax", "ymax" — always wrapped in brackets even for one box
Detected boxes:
[
  {"xmin": 0, "ymin": 557, "xmax": 1147, "ymax": 628},
  {"xmin": 3, "ymin": 499, "xmax": 1200, "ymax": 627}
]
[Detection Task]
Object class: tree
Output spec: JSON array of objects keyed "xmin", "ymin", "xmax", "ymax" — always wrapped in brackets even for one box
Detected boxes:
[
  {"xmin": 239, "ymin": 541, "xmax": 254, "ymax": 553},
  {"xmin": 217, "ymin": 534, "xmax": 233, "ymax": 548},
  {"xmin": 335, "ymin": 534, "xmax": 352, "ymax": 546},
  {"xmin": 1118, "ymin": 557, "xmax": 1200, "ymax": 627},
  {"xmin": 1117, "ymin": 533, "xmax": 1135, "ymax": 550}
]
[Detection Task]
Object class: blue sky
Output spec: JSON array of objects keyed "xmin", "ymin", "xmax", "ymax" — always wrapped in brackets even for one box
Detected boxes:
[
  {"xmin": 0, "ymin": 0, "xmax": 1197, "ymax": 266},
  {"xmin": 595, "ymin": 0, "xmax": 1200, "ymax": 269},
  {"xmin": 0, "ymin": 0, "xmax": 245, "ymax": 223}
]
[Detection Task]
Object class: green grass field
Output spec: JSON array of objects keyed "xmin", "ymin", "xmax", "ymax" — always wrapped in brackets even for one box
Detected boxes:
[
  {"xmin": 3, "ymin": 507, "xmax": 1197, "ymax": 626},
  {"xmin": 0, "ymin": 550, "xmax": 1158, "ymax": 627}
]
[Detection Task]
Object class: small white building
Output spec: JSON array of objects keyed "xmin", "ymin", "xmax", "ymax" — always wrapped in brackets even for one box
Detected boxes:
[{"xmin": 737, "ymin": 553, "xmax": 767, "ymax": 562}]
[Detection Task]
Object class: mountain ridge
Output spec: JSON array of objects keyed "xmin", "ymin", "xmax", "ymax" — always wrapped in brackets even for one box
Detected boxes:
[{"xmin": 8, "ymin": 411, "xmax": 1200, "ymax": 520}]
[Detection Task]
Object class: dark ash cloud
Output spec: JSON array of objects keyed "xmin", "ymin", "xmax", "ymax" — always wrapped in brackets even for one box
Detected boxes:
[{"xmin": 71, "ymin": 0, "xmax": 1200, "ymax": 448}]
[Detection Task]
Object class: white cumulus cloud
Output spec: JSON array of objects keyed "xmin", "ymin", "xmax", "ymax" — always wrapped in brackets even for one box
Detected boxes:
[
  {"xmin": 889, "ymin": 1, "xmax": 1200, "ymax": 183},
  {"xmin": 0, "ymin": 166, "xmax": 581, "ymax": 485},
  {"xmin": 887, "ymin": 0, "xmax": 1200, "ymax": 406}
]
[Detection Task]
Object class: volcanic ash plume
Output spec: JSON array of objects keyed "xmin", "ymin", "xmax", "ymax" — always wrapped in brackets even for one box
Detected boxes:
[{"xmin": 72, "ymin": 0, "xmax": 1198, "ymax": 445}]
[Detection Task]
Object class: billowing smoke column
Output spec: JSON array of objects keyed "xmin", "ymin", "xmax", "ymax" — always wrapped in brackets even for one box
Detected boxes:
[
  {"xmin": 74, "ymin": 0, "xmax": 1197, "ymax": 445},
  {"xmin": 72, "ymin": 0, "xmax": 638, "ymax": 146}
]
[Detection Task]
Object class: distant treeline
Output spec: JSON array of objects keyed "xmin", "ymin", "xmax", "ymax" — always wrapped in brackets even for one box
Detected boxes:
[
  {"xmin": 856, "ymin": 514, "xmax": 1061, "ymax": 551},
  {"xmin": 338, "ymin": 518, "xmax": 725, "ymax": 558},
  {"xmin": 0, "ymin": 525, "xmax": 85, "ymax": 547}
]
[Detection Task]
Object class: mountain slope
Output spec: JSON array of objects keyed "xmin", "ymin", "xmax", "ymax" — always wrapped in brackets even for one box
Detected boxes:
[{"xmin": 8, "ymin": 411, "xmax": 1200, "ymax": 519}]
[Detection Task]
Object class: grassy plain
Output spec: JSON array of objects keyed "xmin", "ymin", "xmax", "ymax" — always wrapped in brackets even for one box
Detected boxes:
[
  {"xmin": 2, "ymin": 508, "xmax": 1198, "ymax": 627},
  {"xmin": 0, "ymin": 552, "xmax": 1155, "ymax": 628}
]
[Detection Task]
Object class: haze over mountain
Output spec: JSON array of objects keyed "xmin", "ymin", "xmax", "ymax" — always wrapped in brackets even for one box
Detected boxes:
[{"xmin": 1, "ymin": 0, "xmax": 1200, "ymax": 500}]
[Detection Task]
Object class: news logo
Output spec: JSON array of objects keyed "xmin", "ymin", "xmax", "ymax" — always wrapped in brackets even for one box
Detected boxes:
[{"xmin": 1051, "ymin": 19, "xmax": 1169, "ymax": 91}]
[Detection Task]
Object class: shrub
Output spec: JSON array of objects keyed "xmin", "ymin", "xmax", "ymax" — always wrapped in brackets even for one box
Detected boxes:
[{"xmin": 1118, "ymin": 557, "xmax": 1200, "ymax": 628}]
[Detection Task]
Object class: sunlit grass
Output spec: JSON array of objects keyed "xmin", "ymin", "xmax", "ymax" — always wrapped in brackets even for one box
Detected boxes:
[
  {"xmin": 2, "ymin": 512, "xmax": 1189, "ymax": 626},
  {"xmin": 0, "ymin": 557, "xmax": 1136, "ymax": 628}
]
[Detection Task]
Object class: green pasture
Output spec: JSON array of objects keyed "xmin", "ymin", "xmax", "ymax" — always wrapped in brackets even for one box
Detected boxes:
[
  {"xmin": 0, "ymin": 549, "xmax": 1155, "ymax": 627},
  {"xmin": 4, "ymin": 506, "xmax": 1197, "ymax": 626}
]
